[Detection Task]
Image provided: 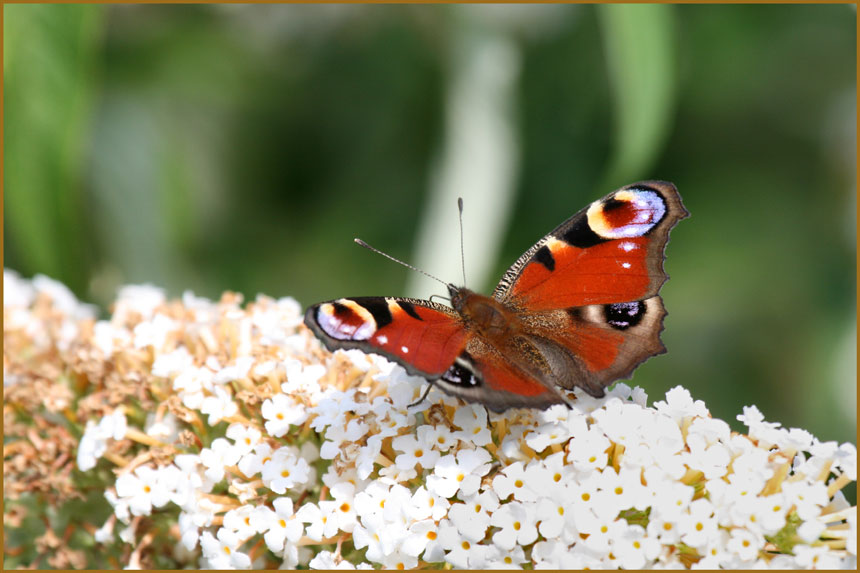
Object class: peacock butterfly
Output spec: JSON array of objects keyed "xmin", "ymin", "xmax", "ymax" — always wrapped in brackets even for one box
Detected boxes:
[{"xmin": 304, "ymin": 181, "xmax": 688, "ymax": 412}]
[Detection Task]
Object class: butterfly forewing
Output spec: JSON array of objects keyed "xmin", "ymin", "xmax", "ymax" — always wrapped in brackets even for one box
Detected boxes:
[
  {"xmin": 494, "ymin": 181, "xmax": 688, "ymax": 310},
  {"xmin": 305, "ymin": 297, "xmax": 467, "ymax": 378}
]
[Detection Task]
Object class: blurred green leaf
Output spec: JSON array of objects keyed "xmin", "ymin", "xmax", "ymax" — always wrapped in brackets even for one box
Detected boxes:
[
  {"xmin": 4, "ymin": 4, "xmax": 104, "ymax": 294},
  {"xmin": 598, "ymin": 4, "xmax": 676, "ymax": 187}
]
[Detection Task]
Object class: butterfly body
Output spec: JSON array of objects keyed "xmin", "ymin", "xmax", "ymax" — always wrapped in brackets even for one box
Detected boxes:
[
  {"xmin": 305, "ymin": 181, "xmax": 688, "ymax": 412},
  {"xmin": 450, "ymin": 287, "xmax": 517, "ymax": 339}
]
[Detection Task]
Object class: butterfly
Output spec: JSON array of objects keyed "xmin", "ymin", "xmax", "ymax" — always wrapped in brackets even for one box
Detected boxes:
[{"xmin": 304, "ymin": 181, "xmax": 688, "ymax": 412}]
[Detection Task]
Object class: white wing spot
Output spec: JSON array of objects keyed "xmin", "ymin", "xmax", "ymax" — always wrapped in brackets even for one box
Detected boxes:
[
  {"xmin": 621, "ymin": 262, "xmax": 631, "ymax": 269},
  {"xmin": 377, "ymin": 335, "xmax": 388, "ymax": 344},
  {"xmin": 401, "ymin": 346, "xmax": 409, "ymax": 354}
]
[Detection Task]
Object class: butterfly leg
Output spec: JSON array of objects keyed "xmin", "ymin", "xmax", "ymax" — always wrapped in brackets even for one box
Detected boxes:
[{"xmin": 407, "ymin": 382, "xmax": 434, "ymax": 409}]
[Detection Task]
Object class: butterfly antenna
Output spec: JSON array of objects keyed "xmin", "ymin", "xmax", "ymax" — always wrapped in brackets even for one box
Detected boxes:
[
  {"xmin": 458, "ymin": 197, "xmax": 467, "ymax": 287},
  {"xmin": 354, "ymin": 238, "xmax": 449, "ymax": 288}
]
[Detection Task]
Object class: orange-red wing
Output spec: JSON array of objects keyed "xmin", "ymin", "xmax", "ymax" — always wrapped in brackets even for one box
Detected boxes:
[
  {"xmin": 494, "ymin": 181, "xmax": 688, "ymax": 311},
  {"xmin": 304, "ymin": 297, "xmax": 467, "ymax": 378},
  {"xmin": 431, "ymin": 343, "xmax": 568, "ymax": 413},
  {"xmin": 521, "ymin": 297, "xmax": 668, "ymax": 398}
]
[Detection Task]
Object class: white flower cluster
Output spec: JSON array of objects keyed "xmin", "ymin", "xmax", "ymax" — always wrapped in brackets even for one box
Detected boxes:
[
  {"xmin": 4, "ymin": 270, "xmax": 856, "ymax": 569},
  {"xmin": 3, "ymin": 271, "xmax": 97, "ymax": 361}
]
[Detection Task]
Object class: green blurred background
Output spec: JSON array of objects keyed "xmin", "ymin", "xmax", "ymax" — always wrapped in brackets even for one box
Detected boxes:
[{"xmin": 4, "ymin": 4, "xmax": 856, "ymax": 447}]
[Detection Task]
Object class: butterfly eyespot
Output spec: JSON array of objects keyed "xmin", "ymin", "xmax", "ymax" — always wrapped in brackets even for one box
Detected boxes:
[
  {"xmin": 441, "ymin": 357, "xmax": 480, "ymax": 388},
  {"xmin": 316, "ymin": 301, "xmax": 377, "ymax": 341},
  {"xmin": 587, "ymin": 189, "xmax": 667, "ymax": 239},
  {"xmin": 604, "ymin": 301, "xmax": 645, "ymax": 330}
]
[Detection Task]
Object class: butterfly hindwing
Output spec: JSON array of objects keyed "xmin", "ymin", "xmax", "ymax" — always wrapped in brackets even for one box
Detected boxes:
[
  {"xmin": 495, "ymin": 181, "xmax": 688, "ymax": 310},
  {"xmin": 432, "ymin": 344, "xmax": 568, "ymax": 413},
  {"xmin": 304, "ymin": 297, "xmax": 467, "ymax": 378},
  {"xmin": 517, "ymin": 296, "xmax": 668, "ymax": 398}
]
